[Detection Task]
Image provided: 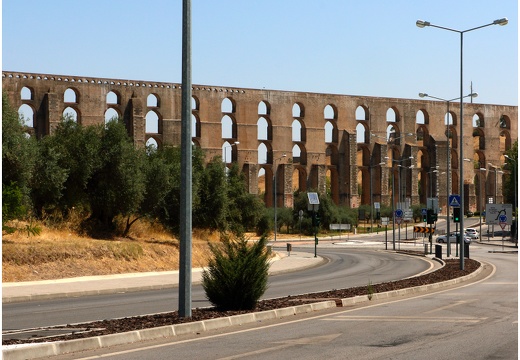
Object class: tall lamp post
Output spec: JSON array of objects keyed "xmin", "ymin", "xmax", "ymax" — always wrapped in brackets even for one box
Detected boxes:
[
  {"xmin": 393, "ymin": 156, "xmax": 413, "ymax": 248},
  {"xmin": 488, "ymin": 163, "xmax": 504, "ymax": 238},
  {"xmin": 273, "ymin": 153, "xmax": 286, "ymax": 241},
  {"xmin": 371, "ymin": 132, "xmax": 414, "ymax": 250},
  {"xmin": 478, "ymin": 167, "xmax": 487, "ymax": 243},
  {"xmin": 398, "ymin": 164, "xmax": 414, "ymax": 241},
  {"xmin": 369, "ymin": 162, "xmax": 385, "ymax": 233},
  {"xmin": 418, "ymin": 93, "xmax": 478, "ymax": 255},
  {"xmin": 416, "ymin": 17, "xmax": 508, "ymax": 270},
  {"xmin": 504, "ymin": 155, "xmax": 517, "ymax": 247},
  {"xmin": 223, "ymin": 141, "xmax": 239, "ymax": 175}
]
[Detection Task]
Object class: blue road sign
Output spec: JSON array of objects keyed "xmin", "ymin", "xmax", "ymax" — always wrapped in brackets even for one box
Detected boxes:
[
  {"xmin": 395, "ymin": 209, "xmax": 403, "ymax": 218},
  {"xmin": 421, "ymin": 208, "xmax": 427, "ymax": 215},
  {"xmin": 499, "ymin": 214, "xmax": 507, "ymax": 223},
  {"xmin": 449, "ymin": 194, "xmax": 461, "ymax": 207}
]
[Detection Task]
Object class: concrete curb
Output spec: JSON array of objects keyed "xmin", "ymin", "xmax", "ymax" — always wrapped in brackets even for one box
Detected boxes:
[{"xmin": 2, "ymin": 262, "xmax": 485, "ymax": 360}]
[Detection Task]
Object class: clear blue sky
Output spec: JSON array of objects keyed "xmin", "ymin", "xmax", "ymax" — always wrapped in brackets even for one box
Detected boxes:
[{"xmin": 2, "ymin": 0, "xmax": 518, "ymax": 105}]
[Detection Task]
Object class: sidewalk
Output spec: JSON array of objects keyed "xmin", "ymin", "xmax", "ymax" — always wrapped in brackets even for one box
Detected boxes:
[{"xmin": 2, "ymin": 251, "xmax": 325, "ymax": 303}]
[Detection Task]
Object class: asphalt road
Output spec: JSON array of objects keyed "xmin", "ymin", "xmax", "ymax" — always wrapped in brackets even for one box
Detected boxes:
[
  {"xmin": 3, "ymin": 248, "xmax": 431, "ymax": 330},
  {"xmin": 49, "ymin": 244, "xmax": 517, "ymax": 360}
]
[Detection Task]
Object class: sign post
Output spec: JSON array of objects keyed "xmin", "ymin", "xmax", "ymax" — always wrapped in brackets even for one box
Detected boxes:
[
  {"xmin": 395, "ymin": 209, "xmax": 403, "ymax": 250},
  {"xmin": 486, "ymin": 204, "xmax": 513, "ymax": 247},
  {"xmin": 449, "ymin": 194, "xmax": 461, "ymax": 258},
  {"xmin": 307, "ymin": 193, "xmax": 320, "ymax": 258}
]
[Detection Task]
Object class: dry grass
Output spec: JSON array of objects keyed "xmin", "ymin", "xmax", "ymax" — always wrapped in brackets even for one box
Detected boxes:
[{"xmin": 2, "ymin": 219, "xmax": 223, "ymax": 283}]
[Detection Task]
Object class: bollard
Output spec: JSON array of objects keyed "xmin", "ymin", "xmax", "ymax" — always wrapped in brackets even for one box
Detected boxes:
[
  {"xmin": 435, "ymin": 244, "xmax": 442, "ymax": 259},
  {"xmin": 464, "ymin": 243, "xmax": 470, "ymax": 258},
  {"xmin": 424, "ymin": 243, "xmax": 428, "ymax": 255},
  {"xmin": 286, "ymin": 243, "xmax": 292, "ymax": 256}
]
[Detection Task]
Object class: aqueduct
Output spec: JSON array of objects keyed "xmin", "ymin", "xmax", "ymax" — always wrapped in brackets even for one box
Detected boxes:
[{"xmin": 3, "ymin": 71, "xmax": 517, "ymax": 215}]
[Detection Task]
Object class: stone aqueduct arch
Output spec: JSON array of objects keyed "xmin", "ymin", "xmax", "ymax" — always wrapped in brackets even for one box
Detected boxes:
[{"xmin": 3, "ymin": 71, "xmax": 517, "ymax": 214}]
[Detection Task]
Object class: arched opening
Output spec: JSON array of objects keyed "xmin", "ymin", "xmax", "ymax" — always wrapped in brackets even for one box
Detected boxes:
[
  {"xmin": 258, "ymin": 143, "xmax": 268, "ymax": 165},
  {"xmin": 147, "ymin": 94, "xmax": 159, "ymax": 107},
  {"xmin": 416, "ymin": 109, "xmax": 427, "ymax": 124},
  {"xmin": 64, "ymin": 88, "xmax": 78, "ymax": 103},
  {"xmin": 356, "ymin": 123, "xmax": 368, "ymax": 144},
  {"xmin": 18, "ymin": 104, "xmax": 34, "ymax": 127},
  {"xmin": 146, "ymin": 110, "xmax": 160, "ymax": 133},
  {"xmin": 104, "ymin": 108, "xmax": 120, "ymax": 123},
  {"xmin": 63, "ymin": 107, "xmax": 78, "ymax": 122},
  {"xmin": 355, "ymin": 105, "xmax": 368, "ymax": 121},
  {"xmin": 292, "ymin": 119, "xmax": 303, "ymax": 142},
  {"xmin": 221, "ymin": 115, "xmax": 234, "ymax": 139},
  {"xmin": 324, "ymin": 104, "xmax": 336, "ymax": 120},
  {"xmin": 292, "ymin": 103, "xmax": 304, "ymax": 118},
  {"xmin": 257, "ymin": 117, "xmax": 269, "ymax": 141},
  {"xmin": 258, "ymin": 101, "xmax": 269, "ymax": 115},
  {"xmin": 221, "ymin": 97, "xmax": 234, "ymax": 113},
  {"xmin": 106, "ymin": 91, "xmax": 119, "ymax": 105},
  {"xmin": 191, "ymin": 96, "xmax": 199, "ymax": 111},
  {"xmin": 21, "ymin": 86, "xmax": 33, "ymax": 100}
]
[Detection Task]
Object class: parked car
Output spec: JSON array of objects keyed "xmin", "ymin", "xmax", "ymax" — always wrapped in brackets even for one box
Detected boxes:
[
  {"xmin": 464, "ymin": 228, "xmax": 480, "ymax": 239},
  {"xmin": 436, "ymin": 232, "xmax": 471, "ymax": 244}
]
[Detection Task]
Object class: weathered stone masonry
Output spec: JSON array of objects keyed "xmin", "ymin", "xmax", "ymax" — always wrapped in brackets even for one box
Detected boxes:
[{"xmin": 3, "ymin": 71, "xmax": 517, "ymax": 214}]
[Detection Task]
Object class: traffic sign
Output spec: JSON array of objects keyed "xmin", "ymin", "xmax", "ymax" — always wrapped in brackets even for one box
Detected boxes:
[
  {"xmin": 413, "ymin": 226, "xmax": 435, "ymax": 234},
  {"xmin": 395, "ymin": 209, "xmax": 403, "ymax": 218},
  {"xmin": 449, "ymin": 194, "xmax": 461, "ymax": 207},
  {"xmin": 485, "ymin": 204, "xmax": 512, "ymax": 225},
  {"xmin": 421, "ymin": 208, "xmax": 427, "ymax": 216}
]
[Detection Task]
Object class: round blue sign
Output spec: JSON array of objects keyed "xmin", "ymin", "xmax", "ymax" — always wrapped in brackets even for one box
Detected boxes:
[
  {"xmin": 499, "ymin": 214, "xmax": 507, "ymax": 223},
  {"xmin": 395, "ymin": 209, "xmax": 403, "ymax": 217}
]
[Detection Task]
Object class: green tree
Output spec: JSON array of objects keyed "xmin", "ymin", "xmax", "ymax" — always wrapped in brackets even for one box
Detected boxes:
[
  {"xmin": 225, "ymin": 163, "xmax": 264, "ymax": 235},
  {"xmin": 2, "ymin": 182, "xmax": 26, "ymax": 233},
  {"xmin": 2, "ymin": 94, "xmax": 37, "ymax": 214},
  {"xmin": 30, "ymin": 136, "xmax": 69, "ymax": 217},
  {"xmin": 46, "ymin": 117, "xmax": 102, "ymax": 215},
  {"xmin": 86, "ymin": 120, "xmax": 146, "ymax": 230},
  {"xmin": 194, "ymin": 157, "xmax": 228, "ymax": 232},
  {"xmin": 202, "ymin": 234, "xmax": 270, "ymax": 310}
]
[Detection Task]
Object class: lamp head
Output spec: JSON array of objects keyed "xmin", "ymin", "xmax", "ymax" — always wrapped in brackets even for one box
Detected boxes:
[
  {"xmin": 416, "ymin": 20, "xmax": 430, "ymax": 28},
  {"xmin": 419, "ymin": 93, "xmax": 428, "ymax": 98},
  {"xmin": 469, "ymin": 92, "xmax": 478, "ymax": 98},
  {"xmin": 493, "ymin": 18, "xmax": 508, "ymax": 26}
]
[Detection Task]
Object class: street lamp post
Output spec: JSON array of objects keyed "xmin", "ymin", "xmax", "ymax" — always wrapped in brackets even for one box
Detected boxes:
[
  {"xmin": 223, "ymin": 141, "xmax": 240, "ymax": 171},
  {"xmin": 428, "ymin": 168, "xmax": 439, "ymax": 200},
  {"xmin": 399, "ymin": 164, "xmax": 414, "ymax": 240},
  {"xmin": 419, "ymin": 92, "xmax": 478, "ymax": 258},
  {"xmin": 393, "ymin": 156, "xmax": 413, "ymax": 248},
  {"xmin": 369, "ymin": 162, "xmax": 385, "ymax": 234},
  {"xmin": 478, "ymin": 167, "xmax": 487, "ymax": 243},
  {"xmin": 504, "ymin": 155, "xmax": 517, "ymax": 247},
  {"xmin": 273, "ymin": 153, "xmax": 286, "ymax": 241},
  {"xmin": 416, "ymin": 17, "xmax": 508, "ymax": 270},
  {"xmin": 488, "ymin": 163, "xmax": 504, "ymax": 238},
  {"xmin": 371, "ymin": 133, "xmax": 414, "ymax": 250}
]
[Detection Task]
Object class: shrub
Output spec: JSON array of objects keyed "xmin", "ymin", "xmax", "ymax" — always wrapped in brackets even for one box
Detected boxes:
[{"xmin": 202, "ymin": 234, "xmax": 270, "ymax": 310}]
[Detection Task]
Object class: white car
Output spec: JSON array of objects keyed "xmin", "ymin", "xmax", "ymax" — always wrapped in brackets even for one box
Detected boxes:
[
  {"xmin": 436, "ymin": 232, "xmax": 471, "ymax": 244},
  {"xmin": 464, "ymin": 228, "xmax": 480, "ymax": 239}
]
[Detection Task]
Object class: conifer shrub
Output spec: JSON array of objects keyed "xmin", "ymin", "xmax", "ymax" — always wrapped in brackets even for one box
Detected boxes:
[{"xmin": 202, "ymin": 234, "xmax": 270, "ymax": 310}]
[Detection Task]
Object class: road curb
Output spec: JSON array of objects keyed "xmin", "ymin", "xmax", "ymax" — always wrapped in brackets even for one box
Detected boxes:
[{"xmin": 2, "ymin": 264, "xmax": 484, "ymax": 360}]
